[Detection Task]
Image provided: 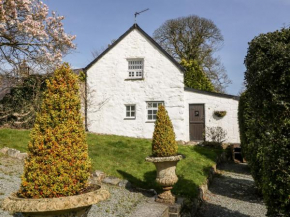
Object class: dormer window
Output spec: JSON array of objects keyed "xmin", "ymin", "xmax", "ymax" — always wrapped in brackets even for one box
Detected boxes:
[{"xmin": 128, "ymin": 59, "xmax": 143, "ymax": 79}]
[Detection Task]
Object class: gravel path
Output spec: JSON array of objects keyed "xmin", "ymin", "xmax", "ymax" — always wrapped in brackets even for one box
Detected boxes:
[
  {"xmin": 0, "ymin": 154, "xmax": 152, "ymax": 217},
  {"xmin": 197, "ymin": 162, "xmax": 267, "ymax": 217}
]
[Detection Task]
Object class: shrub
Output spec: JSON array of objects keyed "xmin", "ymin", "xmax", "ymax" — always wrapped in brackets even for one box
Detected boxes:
[
  {"xmin": 242, "ymin": 28, "xmax": 290, "ymax": 216},
  {"xmin": 18, "ymin": 63, "xmax": 91, "ymax": 198},
  {"xmin": 205, "ymin": 126, "xmax": 227, "ymax": 143},
  {"xmin": 152, "ymin": 105, "xmax": 177, "ymax": 157}
]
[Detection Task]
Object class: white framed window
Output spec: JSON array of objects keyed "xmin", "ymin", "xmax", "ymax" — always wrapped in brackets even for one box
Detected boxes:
[
  {"xmin": 128, "ymin": 59, "xmax": 143, "ymax": 79},
  {"xmin": 147, "ymin": 101, "xmax": 164, "ymax": 121},
  {"xmin": 125, "ymin": 105, "xmax": 136, "ymax": 118}
]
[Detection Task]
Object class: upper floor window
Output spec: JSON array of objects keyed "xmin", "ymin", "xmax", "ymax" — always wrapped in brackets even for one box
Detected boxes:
[
  {"xmin": 147, "ymin": 101, "xmax": 164, "ymax": 121},
  {"xmin": 128, "ymin": 59, "xmax": 143, "ymax": 79}
]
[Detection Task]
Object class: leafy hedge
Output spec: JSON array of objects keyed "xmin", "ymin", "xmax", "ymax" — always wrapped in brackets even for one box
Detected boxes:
[{"xmin": 240, "ymin": 28, "xmax": 290, "ymax": 216}]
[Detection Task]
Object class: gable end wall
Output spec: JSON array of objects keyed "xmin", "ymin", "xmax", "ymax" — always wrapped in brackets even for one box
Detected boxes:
[{"xmin": 86, "ymin": 29, "xmax": 186, "ymax": 140}]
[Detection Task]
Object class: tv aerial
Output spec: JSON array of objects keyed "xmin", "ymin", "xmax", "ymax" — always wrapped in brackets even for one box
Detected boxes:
[{"xmin": 134, "ymin": 8, "xmax": 149, "ymax": 23}]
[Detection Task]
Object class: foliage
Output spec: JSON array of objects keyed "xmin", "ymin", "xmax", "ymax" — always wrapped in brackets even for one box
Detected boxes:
[
  {"xmin": 238, "ymin": 92, "xmax": 263, "ymax": 191},
  {"xmin": 213, "ymin": 111, "xmax": 227, "ymax": 118},
  {"xmin": 0, "ymin": 0, "xmax": 75, "ymax": 74},
  {"xmin": 0, "ymin": 74, "xmax": 47, "ymax": 128},
  {"xmin": 153, "ymin": 15, "xmax": 231, "ymax": 93},
  {"xmin": 18, "ymin": 63, "xmax": 91, "ymax": 198},
  {"xmin": 0, "ymin": 128, "xmax": 223, "ymax": 199},
  {"xmin": 205, "ymin": 126, "xmax": 227, "ymax": 143},
  {"xmin": 152, "ymin": 105, "xmax": 177, "ymax": 157},
  {"xmin": 78, "ymin": 70, "xmax": 86, "ymax": 82},
  {"xmin": 180, "ymin": 59, "xmax": 215, "ymax": 92},
  {"xmin": 201, "ymin": 141, "xmax": 223, "ymax": 149},
  {"xmin": 241, "ymin": 28, "xmax": 290, "ymax": 216}
]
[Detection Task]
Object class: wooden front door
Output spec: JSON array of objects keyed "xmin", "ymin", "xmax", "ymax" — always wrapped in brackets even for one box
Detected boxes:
[{"xmin": 189, "ymin": 104, "xmax": 205, "ymax": 141}]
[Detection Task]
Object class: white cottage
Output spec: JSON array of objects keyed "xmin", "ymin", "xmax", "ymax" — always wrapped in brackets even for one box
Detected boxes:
[{"xmin": 83, "ymin": 24, "xmax": 240, "ymax": 143}]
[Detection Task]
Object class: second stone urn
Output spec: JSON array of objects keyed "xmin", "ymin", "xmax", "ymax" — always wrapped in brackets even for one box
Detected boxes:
[{"xmin": 146, "ymin": 155, "xmax": 183, "ymax": 204}]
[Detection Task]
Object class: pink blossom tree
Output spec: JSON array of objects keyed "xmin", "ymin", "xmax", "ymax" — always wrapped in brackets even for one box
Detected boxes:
[{"xmin": 0, "ymin": 0, "xmax": 76, "ymax": 74}]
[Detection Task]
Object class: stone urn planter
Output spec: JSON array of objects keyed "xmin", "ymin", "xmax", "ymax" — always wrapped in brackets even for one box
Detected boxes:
[
  {"xmin": 146, "ymin": 155, "xmax": 183, "ymax": 204},
  {"xmin": 1, "ymin": 185, "xmax": 109, "ymax": 217}
]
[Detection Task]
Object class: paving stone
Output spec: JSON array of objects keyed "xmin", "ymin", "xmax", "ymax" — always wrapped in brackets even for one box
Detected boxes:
[
  {"xmin": 7, "ymin": 148, "xmax": 20, "ymax": 158},
  {"xmin": 102, "ymin": 176, "xmax": 121, "ymax": 185},
  {"xmin": 129, "ymin": 200, "xmax": 169, "ymax": 217},
  {"xmin": 92, "ymin": 170, "xmax": 106, "ymax": 181},
  {"xmin": 0, "ymin": 147, "xmax": 9, "ymax": 155},
  {"xmin": 118, "ymin": 179, "xmax": 131, "ymax": 188},
  {"xmin": 169, "ymin": 203, "xmax": 181, "ymax": 213},
  {"xmin": 17, "ymin": 153, "xmax": 28, "ymax": 160}
]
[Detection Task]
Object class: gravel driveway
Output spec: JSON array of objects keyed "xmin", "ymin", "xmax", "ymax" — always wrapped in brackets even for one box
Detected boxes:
[
  {"xmin": 0, "ymin": 154, "xmax": 151, "ymax": 217},
  {"xmin": 197, "ymin": 162, "xmax": 267, "ymax": 217}
]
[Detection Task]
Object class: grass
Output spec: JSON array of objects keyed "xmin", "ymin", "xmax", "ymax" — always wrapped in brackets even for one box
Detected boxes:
[
  {"xmin": 0, "ymin": 128, "xmax": 30, "ymax": 152},
  {"xmin": 0, "ymin": 128, "xmax": 222, "ymax": 198}
]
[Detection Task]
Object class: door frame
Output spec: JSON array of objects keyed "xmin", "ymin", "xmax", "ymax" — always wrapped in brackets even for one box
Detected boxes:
[{"xmin": 189, "ymin": 103, "xmax": 205, "ymax": 141}]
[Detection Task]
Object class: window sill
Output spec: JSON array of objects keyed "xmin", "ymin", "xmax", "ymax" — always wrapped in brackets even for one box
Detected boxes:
[
  {"xmin": 124, "ymin": 117, "xmax": 136, "ymax": 120},
  {"xmin": 124, "ymin": 78, "xmax": 144, "ymax": 81},
  {"xmin": 145, "ymin": 120, "xmax": 156, "ymax": 123}
]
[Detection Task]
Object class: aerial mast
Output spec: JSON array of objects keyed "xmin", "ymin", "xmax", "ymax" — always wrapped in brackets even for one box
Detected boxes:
[{"xmin": 134, "ymin": 8, "xmax": 149, "ymax": 23}]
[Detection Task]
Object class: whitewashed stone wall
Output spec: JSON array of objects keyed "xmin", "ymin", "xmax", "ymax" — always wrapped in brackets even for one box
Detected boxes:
[
  {"xmin": 184, "ymin": 90, "xmax": 240, "ymax": 143},
  {"xmin": 87, "ymin": 29, "xmax": 185, "ymax": 140}
]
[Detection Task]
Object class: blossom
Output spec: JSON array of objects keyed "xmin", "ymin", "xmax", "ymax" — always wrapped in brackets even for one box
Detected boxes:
[{"xmin": 0, "ymin": 0, "xmax": 76, "ymax": 71}]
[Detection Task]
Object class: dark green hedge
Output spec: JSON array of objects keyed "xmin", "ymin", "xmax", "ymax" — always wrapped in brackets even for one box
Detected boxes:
[
  {"xmin": 0, "ymin": 75, "xmax": 47, "ymax": 128},
  {"xmin": 240, "ymin": 28, "xmax": 290, "ymax": 216},
  {"xmin": 238, "ymin": 91, "xmax": 263, "ymax": 192}
]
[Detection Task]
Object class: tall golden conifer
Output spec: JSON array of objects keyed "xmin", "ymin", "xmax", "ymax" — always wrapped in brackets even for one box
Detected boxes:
[{"xmin": 18, "ymin": 63, "xmax": 91, "ymax": 198}]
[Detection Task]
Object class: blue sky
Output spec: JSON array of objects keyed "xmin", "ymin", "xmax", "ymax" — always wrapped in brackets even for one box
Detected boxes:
[{"xmin": 44, "ymin": 0, "xmax": 290, "ymax": 95}]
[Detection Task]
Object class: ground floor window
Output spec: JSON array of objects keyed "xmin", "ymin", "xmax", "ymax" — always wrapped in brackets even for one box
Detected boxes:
[
  {"xmin": 125, "ymin": 105, "xmax": 136, "ymax": 118},
  {"xmin": 147, "ymin": 101, "xmax": 164, "ymax": 120}
]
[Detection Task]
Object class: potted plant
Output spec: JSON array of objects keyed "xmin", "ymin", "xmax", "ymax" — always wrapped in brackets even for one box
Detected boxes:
[
  {"xmin": 145, "ymin": 105, "xmax": 183, "ymax": 204},
  {"xmin": 2, "ymin": 63, "xmax": 109, "ymax": 216}
]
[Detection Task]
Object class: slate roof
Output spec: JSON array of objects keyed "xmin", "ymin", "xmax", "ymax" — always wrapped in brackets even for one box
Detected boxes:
[{"xmin": 184, "ymin": 87, "xmax": 240, "ymax": 100}]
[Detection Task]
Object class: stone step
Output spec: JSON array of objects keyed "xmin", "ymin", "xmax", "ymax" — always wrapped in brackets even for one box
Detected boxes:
[{"xmin": 129, "ymin": 200, "xmax": 169, "ymax": 217}]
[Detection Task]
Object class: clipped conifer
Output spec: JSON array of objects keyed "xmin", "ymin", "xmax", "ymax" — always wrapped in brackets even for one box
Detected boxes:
[
  {"xmin": 152, "ymin": 105, "xmax": 177, "ymax": 157},
  {"xmin": 18, "ymin": 63, "xmax": 91, "ymax": 198}
]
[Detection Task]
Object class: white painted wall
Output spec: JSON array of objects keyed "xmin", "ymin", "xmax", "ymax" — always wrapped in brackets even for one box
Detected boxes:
[
  {"xmin": 86, "ymin": 29, "xmax": 185, "ymax": 140},
  {"xmin": 184, "ymin": 90, "xmax": 240, "ymax": 143}
]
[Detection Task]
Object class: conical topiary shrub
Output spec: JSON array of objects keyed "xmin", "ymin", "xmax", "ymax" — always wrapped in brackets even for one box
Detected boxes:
[
  {"xmin": 18, "ymin": 63, "xmax": 91, "ymax": 198},
  {"xmin": 152, "ymin": 105, "xmax": 177, "ymax": 157}
]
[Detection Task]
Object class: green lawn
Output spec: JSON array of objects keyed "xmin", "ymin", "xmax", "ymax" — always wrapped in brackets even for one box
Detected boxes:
[{"xmin": 0, "ymin": 128, "xmax": 222, "ymax": 198}]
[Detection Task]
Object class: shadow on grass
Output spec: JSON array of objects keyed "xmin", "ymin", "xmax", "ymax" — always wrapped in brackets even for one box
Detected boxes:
[
  {"xmin": 192, "ymin": 146, "xmax": 223, "ymax": 162},
  {"xmin": 197, "ymin": 201, "xmax": 252, "ymax": 217},
  {"xmin": 117, "ymin": 170, "xmax": 158, "ymax": 189},
  {"xmin": 172, "ymin": 175, "xmax": 199, "ymax": 199},
  {"xmin": 117, "ymin": 170, "xmax": 199, "ymax": 199}
]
